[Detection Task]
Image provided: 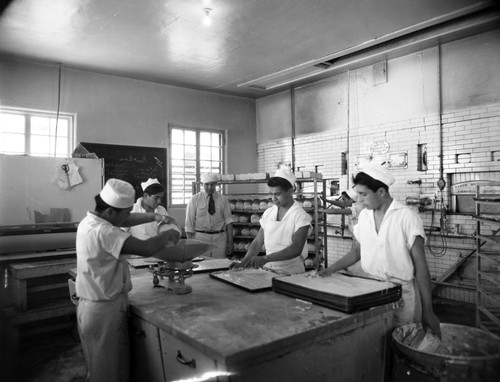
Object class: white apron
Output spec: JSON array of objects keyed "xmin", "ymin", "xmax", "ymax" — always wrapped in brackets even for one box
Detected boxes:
[{"xmin": 263, "ymin": 219, "xmax": 305, "ymax": 274}]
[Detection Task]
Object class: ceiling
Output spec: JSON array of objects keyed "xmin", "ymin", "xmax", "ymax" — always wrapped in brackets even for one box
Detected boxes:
[{"xmin": 0, "ymin": 0, "xmax": 497, "ymax": 98}]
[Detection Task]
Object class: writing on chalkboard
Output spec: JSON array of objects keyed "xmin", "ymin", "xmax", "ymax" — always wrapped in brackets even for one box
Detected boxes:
[{"xmin": 77, "ymin": 142, "xmax": 167, "ymax": 201}]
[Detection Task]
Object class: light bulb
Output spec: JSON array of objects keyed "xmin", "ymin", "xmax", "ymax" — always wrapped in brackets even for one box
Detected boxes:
[{"xmin": 203, "ymin": 8, "xmax": 212, "ymax": 26}]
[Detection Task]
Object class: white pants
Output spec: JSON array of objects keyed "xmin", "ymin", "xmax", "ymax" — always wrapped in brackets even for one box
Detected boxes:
[
  {"xmin": 193, "ymin": 231, "xmax": 227, "ymax": 258},
  {"xmin": 77, "ymin": 293, "xmax": 130, "ymax": 382},
  {"xmin": 393, "ymin": 279, "xmax": 422, "ymax": 328}
]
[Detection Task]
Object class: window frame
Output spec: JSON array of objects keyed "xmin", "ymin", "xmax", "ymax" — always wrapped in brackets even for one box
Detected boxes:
[
  {"xmin": 0, "ymin": 106, "xmax": 76, "ymax": 157},
  {"xmin": 168, "ymin": 125, "xmax": 226, "ymax": 207}
]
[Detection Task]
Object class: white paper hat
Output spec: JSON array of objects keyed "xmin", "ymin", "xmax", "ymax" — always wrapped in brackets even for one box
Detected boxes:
[
  {"xmin": 345, "ymin": 188, "xmax": 358, "ymax": 201},
  {"xmin": 141, "ymin": 178, "xmax": 161, "ymax": 191},
  {"xmin": 100, "ymin": 179, "xmax": 135, "ymax": 208},
  {"xmin": 201, "ymin": 173, "xmax": 219, "ymax": 183},
  {"xmin": 361, "ymin": 162, "xmax": 395, "ymax": 187},
  {"xmin": 273, "ymin": 167, "xmax": 296, "ymax": 189}
]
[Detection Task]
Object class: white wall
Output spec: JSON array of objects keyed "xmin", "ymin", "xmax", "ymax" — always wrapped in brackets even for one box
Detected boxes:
[{"xmin": 0, "ymin": 58, "xmax": 257, "ymax": 223}]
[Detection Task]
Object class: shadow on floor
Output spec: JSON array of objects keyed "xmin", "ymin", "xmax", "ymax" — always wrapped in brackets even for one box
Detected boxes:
[{"xmin": 15, "ymin": 329, "xmax": 85, "ymax": 382}]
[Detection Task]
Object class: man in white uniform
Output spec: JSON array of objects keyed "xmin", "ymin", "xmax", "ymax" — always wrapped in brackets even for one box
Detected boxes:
[
  {"xmin": 185, "ymin": 173, "xmax": 234, "ymax": 258},
  {"xmin": 231, "ymin": 167, "xmax": 311, "ymax": 274},
  {"xmin": 76, "ymin": 179, "xmax": 197, "ymax": 382},
  {"xmin": 319, "ymin": 188, "xmax": 364, "ymax": 233},
  {"xmin": 318, "ymin": 163, "xmax": 441, "ymax": 336},
  {"xmin": 128, "ymin": 178, "xmax": 180, "ymax": 239}
]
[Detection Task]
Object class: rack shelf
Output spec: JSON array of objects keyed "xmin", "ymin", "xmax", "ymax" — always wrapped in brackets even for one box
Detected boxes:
[{"xmin": 474, "ymin": 189, "xmax": 500, "ymax": 337}]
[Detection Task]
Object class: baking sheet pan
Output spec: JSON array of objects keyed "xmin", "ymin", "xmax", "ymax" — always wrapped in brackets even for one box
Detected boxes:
[
  {"xmin": 209, "ymin": 268, "xmax": 279, "ymax": 292},
  {"xmin": 272, "ymin": 272, "xmax": 401, "ymax": 313}
]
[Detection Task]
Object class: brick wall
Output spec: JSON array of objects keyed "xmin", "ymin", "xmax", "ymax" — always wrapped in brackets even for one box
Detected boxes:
[{"xmin": 256, "ymin": 101, "xmax": 500, "ymax": 303}]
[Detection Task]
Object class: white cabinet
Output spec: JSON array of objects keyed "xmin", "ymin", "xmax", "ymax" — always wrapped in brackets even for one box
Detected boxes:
[
  {"xmin": 130, "ymin": 314, "xmax": 166, "ymax": 382},
  {"xmin": 160, "ymin": 330, "xmax": 220, "ymax": 381}
]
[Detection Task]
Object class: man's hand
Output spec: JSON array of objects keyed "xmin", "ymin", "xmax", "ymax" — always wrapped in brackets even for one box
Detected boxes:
[
  {"xmin": 422, "ymin": 310, "xmax": 441, "ymax": 338},
  {"xmin": 250, "ymin": 256, "xmax": 268, "ymax": 269},
  {"xmin": 229, "ymin": 261, "xmax": 247, "ymax": 271},
  {"xmin": 317, "ymin": 267, "xmax": 335, "ymax": 278},
  {"xmin": 155, "ymin": 214, "xmax": 176, "ymax": 225}
]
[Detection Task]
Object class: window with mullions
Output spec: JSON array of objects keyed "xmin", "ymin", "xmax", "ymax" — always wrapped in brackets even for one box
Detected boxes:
[
  {"xmin": 0, "ymin": 108, "xmax": 74, "ymax": 157},
  {"xmin": 170, "ymin": 127, "xmax": 224, "ymax": 206}
]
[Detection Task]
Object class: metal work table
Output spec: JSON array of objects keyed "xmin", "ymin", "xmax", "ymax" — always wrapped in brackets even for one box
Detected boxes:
[{"xmin": 128, "ymin": 270, "xmax": 400, "ymax": 382}]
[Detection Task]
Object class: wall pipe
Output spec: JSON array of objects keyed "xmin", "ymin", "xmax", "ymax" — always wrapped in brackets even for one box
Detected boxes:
[
  {"xmin": 346, "ymin": 70, "xmax": 351, "ymax": 187},
  {"xmin": 291, "ymin": 88, "xmax": 296, "ymax": 171},
  {"xmin": 437, "ymin": 44, "xmax": 446, "ymax": 191}
]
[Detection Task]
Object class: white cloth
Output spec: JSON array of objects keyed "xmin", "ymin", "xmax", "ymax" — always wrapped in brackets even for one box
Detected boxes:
[
  {"xmin": 76, "ymin": 212, "xmax": 132, "ymax": 301},
  {"xmin": 193, "ymin": 231, "xmax": 227, "ymax": 258},
  {"xmin": 127, "ymin": 197, "xmax": 180, "ymax": 239},
  {"xmin": 353, "ymin": 199, "xmax": 426, "ymax": 326},
  {"xmin": 345, "ymin": 188, "xmax": 358, "ymax": 201},
  {"xmin": 273, "ymin": 167, "xmax": 296, "ymax": 189},
  {"xmin": 77, "ymin": 293, "xmax": 130, "ymax": 382},
  {"xmin": 141, "ymin": 178, "xmax": 160, "ymax": 191},
  {"xmin": 353, "ymin": 199, "xmax": 426, "ymax": 283},
  {"xmin": 100, "ymin": 179, "xmax": 135, "ymax": 208},
  {"xmin": 201, "ymin": 173, "xmax": 219, "ymax": 183},
  {"xmin": 76, "ymin": 212, "xmax": 132, "ymax": 382},
  {"xmin": 260, "ymin": 201, "xmax": 311, "ymax": 274},
  {"xmin": 359, "ymin": 162, "xmax": 395, "ymax": 186},
  {"xmin": 346, "ymin": 201, "xmax": 364, "ymax": 230},
  {"xmin": 185, "ymin": 191, "xmax": 233, "ymax": 233},
  {"xmin": 393, "ymin": 279, "xmax": 422, "ymax": 328}
]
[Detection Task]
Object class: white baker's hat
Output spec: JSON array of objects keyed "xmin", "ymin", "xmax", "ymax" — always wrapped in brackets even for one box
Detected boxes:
[
  {"xmin": 100, "ymin": 179, "xmax": 135, "ymax": 208},
  {"xmin": 201, "ymin": 173, "xmax": 219, "ymax": 184},
  {"xmin": 361, "ymin": 162, "xmax": 395, "ymax": 187},
  {"xmin": 345, "ymin": 188, "xmax": 358, "ymax": 201},
  {"xmin": 141, "ymin": 178, "xmax": 161, "ymax": 191},
  {"xmin": 273, "ymin": 167, "xmax": 296, "ymax": 189}
]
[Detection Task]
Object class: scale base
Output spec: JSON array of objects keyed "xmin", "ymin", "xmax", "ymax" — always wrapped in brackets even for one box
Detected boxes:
[{"xmin": 168, "ymin": 283, "xmax": 193, "ymax": 295}]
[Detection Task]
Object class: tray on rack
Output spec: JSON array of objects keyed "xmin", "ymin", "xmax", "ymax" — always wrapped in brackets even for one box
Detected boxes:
[{"xmin": 272, "ymin": 272, "xmax": 402, "ymax": 313}]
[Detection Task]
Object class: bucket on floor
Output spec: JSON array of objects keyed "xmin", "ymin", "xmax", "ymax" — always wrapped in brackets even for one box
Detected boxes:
[{"xmin": 392, "ymin": 323, "xmax": 500, "ymax": 382}]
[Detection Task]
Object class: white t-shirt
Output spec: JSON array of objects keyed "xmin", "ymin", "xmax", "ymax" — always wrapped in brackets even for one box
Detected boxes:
[
  {"xmin": 353, "ymin": 199, "xmax": 426, "ymax": 283},
  {"xmin": 76, "ymin": 212, "xmax": 132, "ymax": 301}
]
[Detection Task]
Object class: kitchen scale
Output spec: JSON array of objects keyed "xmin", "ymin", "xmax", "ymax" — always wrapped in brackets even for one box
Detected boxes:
[{"xmin": 149, "ymin": 260, "xmax": 199, "ymax": 294}]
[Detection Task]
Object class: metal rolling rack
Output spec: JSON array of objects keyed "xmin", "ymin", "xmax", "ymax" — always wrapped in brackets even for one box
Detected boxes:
[
  {"xmin": 473, "ymin": 186, "xmax": 500, "ymax": 336},
  {"xmin": 192, "ymin": 176, "xmax": 328, "ymax": 270}
]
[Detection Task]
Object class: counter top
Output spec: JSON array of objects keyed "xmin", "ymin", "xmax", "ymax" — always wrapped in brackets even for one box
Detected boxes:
[{"xmin": 128, "ymin": 270, "xmax": 400, "ymax": 369}]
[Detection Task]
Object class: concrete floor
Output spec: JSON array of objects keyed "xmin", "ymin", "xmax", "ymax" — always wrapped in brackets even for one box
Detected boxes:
[{"xmin": 11, "ymin": 299, "xmax": 476, "ymax": 382}]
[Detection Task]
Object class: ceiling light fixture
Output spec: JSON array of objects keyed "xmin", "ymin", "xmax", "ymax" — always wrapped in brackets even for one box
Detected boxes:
[{"xmin": 203, "ymin": 8, "xmax": 212, "ymax": 26}]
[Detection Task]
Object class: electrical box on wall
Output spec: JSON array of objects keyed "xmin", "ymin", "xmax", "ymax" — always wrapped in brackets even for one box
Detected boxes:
[
  {"xmin": 373, "ymin": 61, "xmax": 387, "ymax": 85},
  {"xmin": 341, "ymin": 152, "xmax": 347, "ymax": 175},
  {"xmin": 417, "ymin": 144, "xmax": 428, "ymax": 171}
]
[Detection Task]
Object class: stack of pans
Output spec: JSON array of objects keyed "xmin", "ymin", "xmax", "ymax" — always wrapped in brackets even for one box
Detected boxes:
[{"xmin": 272, "ymin": 273, "xmax": 402, "ymax": 313}]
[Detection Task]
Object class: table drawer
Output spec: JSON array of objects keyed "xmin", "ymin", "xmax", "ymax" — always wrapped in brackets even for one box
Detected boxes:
[{"xmin": 160, "ymin": 330, "xmax": 219, "ymax": 381}]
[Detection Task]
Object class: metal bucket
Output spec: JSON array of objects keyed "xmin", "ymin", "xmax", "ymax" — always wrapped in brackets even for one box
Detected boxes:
[{"xmin": 392, "ymin": 323, "xmax": 500, "ymax": 382}]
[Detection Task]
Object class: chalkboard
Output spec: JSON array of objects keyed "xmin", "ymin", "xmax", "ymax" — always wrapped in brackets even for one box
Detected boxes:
[{"xmin": 79, "ymin": 142, "xmax": 167, "ymax": 200}]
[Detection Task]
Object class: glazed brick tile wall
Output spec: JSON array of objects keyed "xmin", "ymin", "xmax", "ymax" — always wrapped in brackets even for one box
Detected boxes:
[{"xmin": 257, "ymin": 101, "xmax": 500, "ymax": 303}]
